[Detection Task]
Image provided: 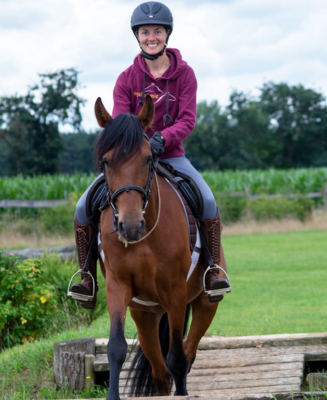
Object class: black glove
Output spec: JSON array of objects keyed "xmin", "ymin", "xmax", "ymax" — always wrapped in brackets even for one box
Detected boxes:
[{"xmin": 149, "ymin": 131, "xmax": 165, "ymax": 158}]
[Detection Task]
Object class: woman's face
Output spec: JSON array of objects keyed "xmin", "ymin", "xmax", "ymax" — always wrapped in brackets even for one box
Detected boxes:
[{"xmin": 136, "ymin": 25, "xmax": 168, "ymax": 55}]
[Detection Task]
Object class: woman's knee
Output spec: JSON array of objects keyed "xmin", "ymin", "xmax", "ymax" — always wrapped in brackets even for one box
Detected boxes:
[{"xmin": 201, "ymin": 193, "xmax": 217, "ymax": 220}]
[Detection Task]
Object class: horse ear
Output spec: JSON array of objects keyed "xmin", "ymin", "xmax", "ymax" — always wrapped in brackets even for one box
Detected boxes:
[
  {"xmin": 95, "ymin": 97, "xmax": 113, "ymax": 128},
  {"xmin": 138, "ymin": 95, "xmax": 155, "ymax": 130}
]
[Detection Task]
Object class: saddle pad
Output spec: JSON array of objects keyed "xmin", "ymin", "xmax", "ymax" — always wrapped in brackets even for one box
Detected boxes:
[
  {"xmin": 165, "ymin": 179, "xmax": 197, "ymax": 251},
  {"xmin": 157, "ymin": 161, "xmax": 203, "ymax": 221}
]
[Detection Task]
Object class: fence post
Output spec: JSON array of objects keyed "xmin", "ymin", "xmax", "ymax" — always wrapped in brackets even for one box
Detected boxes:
[
  {"xmin": 323, "ymin": 184, "xmax": 327, "ymax": 210},
  {"xmin": 84, "ymin": 354, "xmax": 95, "ymax": 389}
]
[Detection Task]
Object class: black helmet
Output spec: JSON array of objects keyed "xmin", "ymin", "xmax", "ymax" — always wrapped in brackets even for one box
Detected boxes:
[{"xmin": 131, "ymin": 2, "xmax": 173, "ymax": 60}]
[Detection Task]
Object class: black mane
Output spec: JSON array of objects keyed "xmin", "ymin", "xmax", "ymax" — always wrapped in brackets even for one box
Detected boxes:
[{"xmin": 94, "ymin": 113, "xmax": 144, "ymax": 170}]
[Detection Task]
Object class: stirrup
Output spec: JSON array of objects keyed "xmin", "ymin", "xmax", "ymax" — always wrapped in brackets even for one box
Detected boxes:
[
  {"xmin": 203, "ymin": 265, "xmax": 231, "ymax": 297},
  {"xmin": 67, "ymin": 269, "xmax": 95, "ymax": 302}
]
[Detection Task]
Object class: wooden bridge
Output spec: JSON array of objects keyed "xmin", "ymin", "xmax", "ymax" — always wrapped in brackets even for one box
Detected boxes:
[{"xmin": 54, "ymin": 332, "xmax": 327, "ymax": 399}]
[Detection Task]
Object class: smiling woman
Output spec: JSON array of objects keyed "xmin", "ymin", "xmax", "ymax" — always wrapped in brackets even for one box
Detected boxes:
[{"xmin": 71, "ymin": 1, "xmax": 231, "ymax": 310}]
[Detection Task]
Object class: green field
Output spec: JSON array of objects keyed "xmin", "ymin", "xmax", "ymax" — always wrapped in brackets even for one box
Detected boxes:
[
  {"xmin": 1, "ymin": 167, "xmax": 327, "ymax": 201},
  {"xmin": 0, "ymin": 229, "xmax": 326, "ymax": 399}
]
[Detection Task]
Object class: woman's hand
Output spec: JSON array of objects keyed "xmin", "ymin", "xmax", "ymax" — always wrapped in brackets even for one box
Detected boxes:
[{"xmin": 149, "ymin": 131, "xmax": 165, "ymax": 158}]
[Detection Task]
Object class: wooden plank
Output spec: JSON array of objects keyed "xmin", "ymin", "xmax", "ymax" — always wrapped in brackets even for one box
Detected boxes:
[
  {"xmin": 93, "ymin": 353, "xmax": 304, "ymax": 372},
  {"xmin": 96, "ymin": 338, "xmax": 137, "ymax": 355},
  {"xmin": 193, "ymin": 345, "xmax": 327, "ymax": 361},
  {"xmin": 189, "ymin": 388, "xmax": 326, "ymax": 398},
  {"xmin": 96, "ymin": 334, "xmax": 327, "ymax": 354},
  {"xmin": 119, "ymin": 362, "xmax": 303, "ymax": 379},
  {"xmin": 49, "ymin": 393, "xmax": 327, "ymax": 400},
  {"xmin": 197, "ymin": 333, "xmax": 327, "ymax": 350},
  {"xmin": 120, "ymin": 369, "xmax": 303, "ymax": 384},
  {"xmin": 191, "ymin": 353, "xmax": 304, "ymax": 369},
  {"xmin": 307, "ymin": 373, "xmax": 327, "ymax": 391},
  {"xmin": 181, "ymin": 376, "xmax": 302, "ymax": 391},
  {"xmin": 95, "ymin": 343, "xmax": 327, "ymax": 363},
  {"xmin": 120, "ymin": 376, "xmax": 302, "ymax": 390}
]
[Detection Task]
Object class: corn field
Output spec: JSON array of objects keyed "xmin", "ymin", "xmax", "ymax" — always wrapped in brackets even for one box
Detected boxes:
[
  {"xmin": 0, "ymin": 174, "xmax": 97, "ymax": 200},
  {"xmin": 0, "ymin": 168, "xmax": 327, "ymax": 201},
  {"xmin": 203, "ymin": 167, "xmax": 327, "ymax": 195}
]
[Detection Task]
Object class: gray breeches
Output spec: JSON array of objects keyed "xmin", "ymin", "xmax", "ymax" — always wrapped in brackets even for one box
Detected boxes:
[{"xmin": 75, "ymin": 156, "xmax": 217, "ymax": 225}]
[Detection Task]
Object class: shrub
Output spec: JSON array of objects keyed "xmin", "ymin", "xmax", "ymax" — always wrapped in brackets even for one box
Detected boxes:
[
  {"xmin": 40, "ymin": 252, "xmax": 108, "ymax": 327},
  {"xmin": 40, "ymin": 193, "xmax": 77, "ymax": 235},
  {"xmin": 0, "ymin": 249, "xmax": 60, "ymax": 350},
  {"xmin": 249, "ymin": 195, "xmax": 314, "ymax": 221},
  {"xmin": 215, "ymin": 192, "xmax": 248, "ymax": 224}
]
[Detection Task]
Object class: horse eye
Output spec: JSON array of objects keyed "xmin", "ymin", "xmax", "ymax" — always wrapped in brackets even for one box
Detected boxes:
[
  {"xmin": 103, "ymin": 158, "xmax": 111, "ymax": 168},
  {"xmin": 146, "ymin": 156, "xmax": 152, "ymax": 164}
]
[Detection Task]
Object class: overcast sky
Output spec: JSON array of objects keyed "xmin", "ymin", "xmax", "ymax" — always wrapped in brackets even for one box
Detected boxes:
[{"xmin": 1, "ymin": 0, "xmax": 327, "ymax": 131}]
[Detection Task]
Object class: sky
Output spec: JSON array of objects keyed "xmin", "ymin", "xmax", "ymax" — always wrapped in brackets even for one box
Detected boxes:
[{"xmin": 1, "ymin": 0, "xmax": 327, "ymax": 132}]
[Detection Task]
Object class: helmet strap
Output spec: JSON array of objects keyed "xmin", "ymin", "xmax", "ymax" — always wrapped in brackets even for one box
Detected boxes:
[{"xmin": 140, "ymin": 43, "xmax": 168, "ymax": 60}]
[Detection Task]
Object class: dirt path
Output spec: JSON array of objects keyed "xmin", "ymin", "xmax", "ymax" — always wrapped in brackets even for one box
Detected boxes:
[{"xmin": 223, "ymin": 211, "xmax": 327, "ymax": 236}]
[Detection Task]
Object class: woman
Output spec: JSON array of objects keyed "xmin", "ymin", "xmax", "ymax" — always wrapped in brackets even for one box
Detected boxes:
[{"xmin": 69, "ymin": 1, "xmax": 231, "ymax": 309}]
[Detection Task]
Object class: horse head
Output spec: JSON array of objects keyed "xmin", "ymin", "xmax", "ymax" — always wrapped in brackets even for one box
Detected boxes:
[{"xmin": 94, "ymin": 95, "xmax": 155, "ymax": 242}]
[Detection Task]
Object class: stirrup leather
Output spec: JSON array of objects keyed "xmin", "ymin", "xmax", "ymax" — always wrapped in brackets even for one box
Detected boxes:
[
  {"xmin": 203, "ymin": 265, "xmax": 231, "ymax": 297},
  {"xmin": 67, "ymin": 269, "xmax": 96, "ymax": 302}
]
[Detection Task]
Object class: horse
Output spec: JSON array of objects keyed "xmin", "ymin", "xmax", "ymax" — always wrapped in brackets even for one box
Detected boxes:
[{"xmin": 93, "ymin": 95, "xmax": 220, "ymax": 400}]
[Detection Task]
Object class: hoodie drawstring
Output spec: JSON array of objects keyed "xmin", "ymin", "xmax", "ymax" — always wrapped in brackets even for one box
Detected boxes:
[
  {"xmin": 138, "ymin": 72, "xmax": 146, "ymax": 106},
  {"xmin": 163, "ymin": 79, "xmax": 173, "ymax": 126}
]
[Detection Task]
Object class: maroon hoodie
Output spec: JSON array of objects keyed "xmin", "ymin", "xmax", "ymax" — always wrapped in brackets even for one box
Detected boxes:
[{"xmin": 112, "ymin": 48, "xmax": 197, "ymax": 159}]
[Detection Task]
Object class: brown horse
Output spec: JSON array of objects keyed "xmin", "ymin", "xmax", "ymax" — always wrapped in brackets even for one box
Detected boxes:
[{"xmin": 94, "ymin": 95, "xmax": 220, "ymax": 400}]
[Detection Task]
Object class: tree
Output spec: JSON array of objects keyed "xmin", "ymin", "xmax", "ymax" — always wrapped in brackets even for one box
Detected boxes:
[
  {"xmin": 0, "ymin": 68, "xmax": 85, "ymax": 176},
  {"xmin": 58, "ymin": 131, "xmax": 98, "ymax": 174},
  {"xmin": 184, "ymin": 101, "xmax": 231, "ymax": 170},
  {"xmin": 259, "ymin": 82, "xmax": 327, "ymax": 168},
  {"xmin": 226, "ymin": 90, "xmax": 274, "ymax": 169}
]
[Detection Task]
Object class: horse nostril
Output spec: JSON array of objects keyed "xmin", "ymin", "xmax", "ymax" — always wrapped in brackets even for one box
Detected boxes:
[
  {"xmin": 139, "ymin": 219, "xmax": 145, "ymax": 233},
  {"xmin": 118, "ymin": 221, "xmax": 126, "ymax": 235}
]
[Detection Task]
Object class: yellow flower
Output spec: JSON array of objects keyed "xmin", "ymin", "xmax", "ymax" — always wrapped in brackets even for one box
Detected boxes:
[
  {"xmin": 86, "ymin": 376, "xmax": 90, "ymax": 379},
  {"xmin": 40, "ymin": 296, "xmax": 47, "ymax": 304},
  {"xmin": 21, "ymin": 317, "xmax": 27, "ymax": 325}
]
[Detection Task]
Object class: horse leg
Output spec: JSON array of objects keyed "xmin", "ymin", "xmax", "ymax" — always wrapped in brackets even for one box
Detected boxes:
[
  {"xmin": 130, "ymin": 309, "xmax": 171, "ymax": 395},
  {"xmin": 106, "ymin": 275, "xmax": 131, "ymax": 400},
  {"xmin": 184, "ymin": 292, "xmax": 218, "ymax": 374},
  {"xmin": 166, "ymin": 293, "xmax": 189, "ymax": 396}
]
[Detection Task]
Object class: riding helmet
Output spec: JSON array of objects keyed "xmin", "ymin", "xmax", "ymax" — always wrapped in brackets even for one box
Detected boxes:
[{"xmin": 131, "ymin": 2, "xmax": 173, "ymax": 60}]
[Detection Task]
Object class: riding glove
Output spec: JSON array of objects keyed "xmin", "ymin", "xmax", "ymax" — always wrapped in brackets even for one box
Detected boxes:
[{"xmin": 149, "ymin": 131, "xmax": 165, "ymax": 158}]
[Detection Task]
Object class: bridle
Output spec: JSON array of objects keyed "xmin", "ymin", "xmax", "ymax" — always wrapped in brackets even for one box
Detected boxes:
[{"xmin": 102, "ymin": 133, "xmax": 158, "ymax": 234}]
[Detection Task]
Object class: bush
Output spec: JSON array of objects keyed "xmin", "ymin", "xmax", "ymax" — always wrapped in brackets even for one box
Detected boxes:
[
  {"xmin": 249, "ymin": 195, "xmax": 314, "ymax": 222},
  {"xmin": 215, "ymin": 192, "xmax": 248, "ymax": 224},
  {"xmin": 40, "ymin": 193, "xmax": 77, "ymax": 234},
  {"xmin": 0, "ymin": 249, "xmax": 60, "ymax": 350},
  {"xmin": 40, "ymin": 252, "xmax": 108, "ymax": 327}
]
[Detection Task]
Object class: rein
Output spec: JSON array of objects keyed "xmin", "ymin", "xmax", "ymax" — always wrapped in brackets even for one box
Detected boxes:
[
  {"xmin": 102, "ymin": 133, "xmax": 161, "ymax": 246},
  {"xmin": 118, "ymin": 173, "xmax": 161, "ymax": 247}
]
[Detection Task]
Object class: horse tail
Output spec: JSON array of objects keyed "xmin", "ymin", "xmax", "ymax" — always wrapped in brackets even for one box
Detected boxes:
[{"xmin": 125, "ymin": 304, "xmax": 191, "ymax": 397}]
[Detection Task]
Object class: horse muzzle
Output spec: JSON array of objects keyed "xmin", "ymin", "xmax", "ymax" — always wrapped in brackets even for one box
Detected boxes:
[{"xmin": 118, "ymin": 218, "xmax": 145, "ymax": 242}]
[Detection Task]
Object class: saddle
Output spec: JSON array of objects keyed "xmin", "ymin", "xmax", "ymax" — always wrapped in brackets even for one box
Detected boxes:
[{"xmin": 85, "ymin": 162, "xmax": 203, "ymax": 250}]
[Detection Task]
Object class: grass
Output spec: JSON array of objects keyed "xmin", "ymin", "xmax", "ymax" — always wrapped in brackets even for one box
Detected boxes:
[
  {"xmin": 0, "ymin": 229, "xmax": 327, "ymax": 399},
  {"xmin": 213, "ymin": 229, "xmax": 327, "ymax": 336},
  {"xmin": 0, "ymin": 310, "xmax": 137, "ymax": 400}
]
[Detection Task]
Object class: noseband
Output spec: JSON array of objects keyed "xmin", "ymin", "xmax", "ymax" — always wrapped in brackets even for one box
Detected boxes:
[{"xmin": 102, "ymin": 133, "xmax": 158, "ymax": 233}]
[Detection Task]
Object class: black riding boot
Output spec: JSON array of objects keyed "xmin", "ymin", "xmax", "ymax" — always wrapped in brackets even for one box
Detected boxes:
[
  {"xmin": 201, "ymin": 215, "xmax": 231, "ymax": 303},
  {"xmin": 69, "ymin": 214, "xmax": 98, "ymax": 309}
]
